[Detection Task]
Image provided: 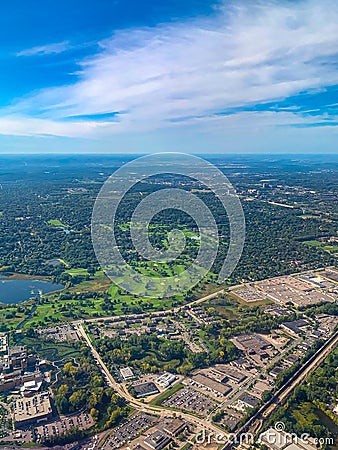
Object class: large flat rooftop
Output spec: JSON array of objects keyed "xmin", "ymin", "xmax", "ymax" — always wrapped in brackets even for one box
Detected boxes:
[{"xmin": 13, "ymin": 392, "xmax": 52, "ymax": 425}]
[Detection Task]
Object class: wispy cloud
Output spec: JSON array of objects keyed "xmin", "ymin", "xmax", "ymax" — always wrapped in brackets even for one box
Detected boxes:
[
  {"xmin": 2, "ymin": 0, "xmax": 338, "ymax": 140},
  {"xmin": 16, "ymin": 40, "xmax": 71, "ymax": 57}
]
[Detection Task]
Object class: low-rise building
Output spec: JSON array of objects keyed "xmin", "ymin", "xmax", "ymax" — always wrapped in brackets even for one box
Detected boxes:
[
  {"xmin": 144, "ymin": 430, "xmax": 172, "ymax": 450},
  {"xmin": 216, "ymin": 365, "xmax": 247, "ymax": 383},
  {"xmin": 13, "ymin": 392, "xmax": 52, "ymax": 428},
  {"xmin": 133, "ymin": 382, "xmax": 159, "ymax": 398},
  {"xmin": 284, "ymin": 354, "xmax": 299, "ymax": 366},
  {"xmin": 238, "ymin": 392, "xmax": 260, "ymax": 409},
  {"xmin": 0, "ymin": 333, "xmax": 8, "ymax": 354},
  {"xmin": 162, "ymin": 418, "xmax": 188, "ymax": 437},
  {"xmin": 269, "ymin": 365, "xmax": 285, "ymax": 378},
  {"xmin": 120, "ymin": 366, "xmax": 134, "ymax": 381},
  {"xmin": 156, "ymin": 372, "xmax": 177, "ymax": 388},
  {"xmin": 0, "ymin": 371, "xmax": 42, "ymax": 393},
  {"xmin": 281, "ymin": 320, "xmax": 308, "ymax": 336},
  {"xmin": 192, "ymin": 374, "xmax": 232, "ymax": 396}
]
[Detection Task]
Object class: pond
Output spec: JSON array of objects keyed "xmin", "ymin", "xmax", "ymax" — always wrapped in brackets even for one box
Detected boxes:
[{"xmin": 0, "ymin": 278, "xmax": 64, "ymax": 304}]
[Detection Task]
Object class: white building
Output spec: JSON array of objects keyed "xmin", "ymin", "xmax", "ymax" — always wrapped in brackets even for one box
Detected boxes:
[
  {"xmin": 156, "ymin": 372, "xmax": 177, "ymax": 388},
  {"xmin": 120, "ymin": 367, "xmax": 134, "ymax": 381}
]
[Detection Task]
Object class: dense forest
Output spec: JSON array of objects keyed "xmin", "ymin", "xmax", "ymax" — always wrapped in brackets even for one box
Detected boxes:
[{"xmin": 0, "ymin": 155, "xmax": 336, "ymax": 287}]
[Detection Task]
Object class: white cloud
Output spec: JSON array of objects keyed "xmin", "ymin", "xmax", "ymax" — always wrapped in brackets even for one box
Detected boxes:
[
  {"xmin": 16, "ymin": 40, "xmax": 71, "ymax": 57},
  {"xmin": 2, "ymin": 0, "xmax": 338, "ymax": 140}
]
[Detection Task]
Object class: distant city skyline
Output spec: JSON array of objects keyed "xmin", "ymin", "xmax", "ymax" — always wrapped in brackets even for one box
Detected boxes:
[{"xmin": 0, "ymin": 0, "xmax": 338, "ymax": 154}]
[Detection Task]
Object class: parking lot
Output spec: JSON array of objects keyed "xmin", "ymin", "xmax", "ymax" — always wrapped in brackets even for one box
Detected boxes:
[
  {"xmin": 162, "ymin": 387, "xmax": 217, "ymax": 414},
  {"xmin": 38, "ymin": 324, "xmax": 80, "ymax": 342},
  {"xmin": 103, "ymin": 412, "xmax": 158, "ymax": 449},
  {"xmin": 35, "ymin": 412, "xmax": 93, "ymax": 443}
]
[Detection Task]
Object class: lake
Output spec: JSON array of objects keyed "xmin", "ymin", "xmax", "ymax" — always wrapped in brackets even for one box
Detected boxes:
[{"xmin": 0, "ymin": 278, "xmax": 64, "ymax": 304}]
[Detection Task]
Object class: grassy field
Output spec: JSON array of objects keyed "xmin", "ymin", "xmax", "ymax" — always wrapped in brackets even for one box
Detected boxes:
[
  {"xmin": 303, "ymin": 240, "xmax": 338, "ymax": 253},
  {"xmin": 151, "ymin": 383, "xmax": 184, "ymax": 406},
  {"xmin": 64, "ymin": 268, "xmax": 90, "ymax": 277},
  {"xmin": 20, "ymin": 273, "xmax": 177, "ymax": 328},
  {"xmin": 67, "ymin": 271, "xmax": 111, "ymax": 293},
  {"xmin": 0, "ymin": 246, "xmax": 229, "ymax": 330},
  {"xmin": 0, "ymin": 305, "xmax": 27, "ymax": 331},
  {"xmin": 229, "ymin": 291, "xmax": 272, "ymax": 307},
  {"xmin": 108, "ymin": 284, "xmax": 176, "ymax": 313},
  {"xmin": 48, "ymin": 219, "xmax": 68, "ymax": 228},
  {"xmin": 22, "ymin": 297, "xmax": 108, "ymax": 329}
]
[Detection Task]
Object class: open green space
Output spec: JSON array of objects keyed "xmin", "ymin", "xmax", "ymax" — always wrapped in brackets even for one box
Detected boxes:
[
  {"xmin": 0, "ymin": 267, "xmax": 185, "ymax": 330},
  {"xmin": 151, "ymin": 383, "xmax": 184, "ymax": 405},
  {"xmin": 21, "ymin": 296, "xmax": 112, "ymax": 329},
  {"xmin": 64, "ymin": 267, "xmax": 90, "ymax": 277},
  {"xmin": 48, "ymin": 219, "xmax": 69, "ymax": 228},
  {"xmin": 303, "ymin": 240, "xmax": 338, "ymax": 253},
  {"xmin": 0, "ymin": 305, "xmax": 27, "ymax": 331},
  {"xmin": 16, "ymin": 335, "xmax": 83, "ymax": 362}
]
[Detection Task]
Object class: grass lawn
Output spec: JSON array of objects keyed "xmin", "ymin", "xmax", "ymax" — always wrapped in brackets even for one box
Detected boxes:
[
  {"xmin": 0, "ymin": 306, "xmax": 26, "ymax": 331},
  {"xmin": 57, "ymin": 258, "xmax": 70, "ymax": 267},
  {"xmin": 48, "ymin": 219, "xmax": 69, "ymax": 228},
  {"xmin": 68, "ymin": 272, "xmax": 112, "ymax": 294},
  {"xmin": 22, "ymin": 297, "xmax": 107, "ymax": 329},
  {"xmin": 303, "ymin": 240, "xmax": 338, "ymax": 253},
  {"xmin": 151, "ymin": 383, "xmax": 184, "ymax": 406},
  {"xmin": 64, "ymin": 268, "xmax": 89, "ymax": 277},
  {"xmin": 22, "ymin": 279, "xmax": 176, "ymax": 328},
  {"xmin": 108, "ymin": 284, "xmax": 175, "ymax": 314}
]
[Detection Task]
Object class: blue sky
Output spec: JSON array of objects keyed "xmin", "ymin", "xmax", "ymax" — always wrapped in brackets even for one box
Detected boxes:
[{"xmin": 0, "ymin": 0, "xmax": 338, "ymax": 154}]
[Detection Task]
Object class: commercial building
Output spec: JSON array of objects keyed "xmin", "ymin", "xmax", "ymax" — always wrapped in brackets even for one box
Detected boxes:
[
  {"xmin": 269, "ymin": 365, "xmax": 284, "ymax": 378},
  {"xmin": 284, "ymin": 354, "xmax": 299, "ymax": 366},
  {"xmin": 233, "ymin": 334, "xmax": 271, "ymax": 356},
  {"xmin": 322, "ymin": 269, "xmax": 338, "ymax": 284},
  {"xmin": 0, "ymin": 371, "xmax": 43, "ymax": 393},
  {"xmin": 120, "ymin": 366, "xmax": 134, "ymax": 381},
  {"xmin": 0, "ymin": 334, "xmax": 8, "ymax": 354},
  {"xmin": 162, "ymin": 418, "xmax": 187, "ymax": 437},
  {"xmin": 13, "ymin": 392, "xmax": 52, "ymax": 428},
  {"xmin": 156, "ymin": 372, "xmax": 177, "ymax": 388},
  {"xmin": 144, "ymin": 430, "xmax": 172, "ymax": 450},
  {"xmin": 1, "ymin": 346, "xmax": 36, "ymax": 374},
  {"xmin": 238, "ymin": 392, "xmax": 260, "ymax": 409},
  {"xmin": 216, "ymin": 365, "xmax": 247, "ymax": 383},
  {"xmin": 133, "ymin": 382, "xmax": 159, "ymax": 398},
  {"xmin": 192, "ymin": 374, "xmax": 232, "ymax": 396},
  {"xmin": 281, "ymin": 320, "xmax": 308, "ymax": 336},
  {"xmin": 204, "ymin": 368, "xmax": 228, "ymax": 383}
]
